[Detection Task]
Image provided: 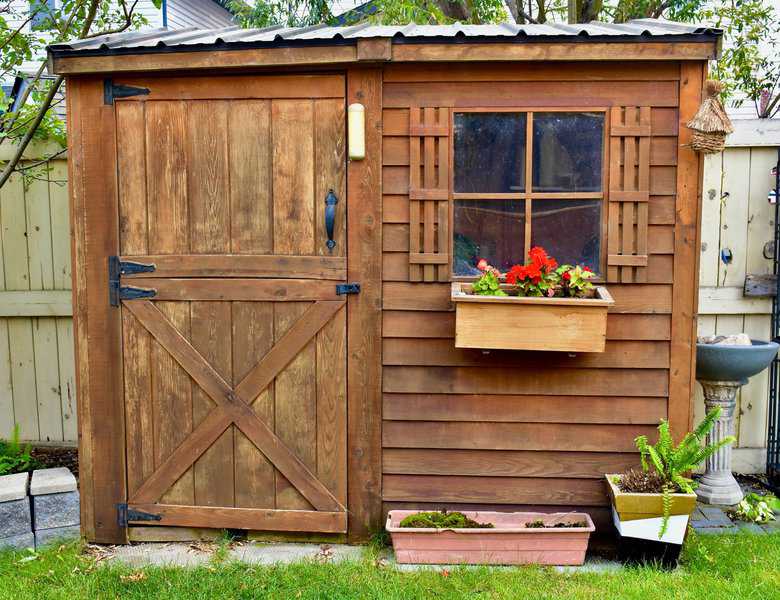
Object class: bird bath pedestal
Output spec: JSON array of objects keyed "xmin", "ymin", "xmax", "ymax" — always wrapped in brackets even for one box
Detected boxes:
[{"xmin": 695, "ymin": 340, "xmax": 779, "ymax": 506}]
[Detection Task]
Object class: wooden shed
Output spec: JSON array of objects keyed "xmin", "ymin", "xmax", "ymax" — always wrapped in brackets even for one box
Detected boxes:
[{"xmin": 48, "ymin": 19, "xmax": 721, "ymax": 544}]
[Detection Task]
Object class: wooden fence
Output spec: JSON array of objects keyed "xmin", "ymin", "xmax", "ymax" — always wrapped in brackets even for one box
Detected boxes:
[
  {"xmin": 0, "ymin": 143, "xmax": 75, "ymax": 443},
  {"xmin": 695, "ymin": 138, "xmax": 778, "ymax": 473}
]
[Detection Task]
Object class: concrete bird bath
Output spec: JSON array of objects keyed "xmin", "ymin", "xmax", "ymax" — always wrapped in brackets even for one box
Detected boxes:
[{"xmin": 695, "ymin": 339, "xmax": 779, "ymax": 505}]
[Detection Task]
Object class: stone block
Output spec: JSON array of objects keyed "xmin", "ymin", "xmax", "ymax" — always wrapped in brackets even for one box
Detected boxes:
[
  {"xmin": 35, "ymin": 525, "xmax": 81, "ymax": 548},
  {"xmin": 0, "ymin": 532, "xmax": 35, "ymax": 551},
  {"xmin": 33, "ymin": 490, "xmax": 80, "ymax": 530},
  {"xmin": 30, "ymin": 468, "xmax": 77, "ymax": 496},
  {"xmin": 0, "ymin": 472, "xmax": 29, "ymax": 502},
  {"xmin": 0, "ymin": 497, "xmax": 32, "ymax": 538}
]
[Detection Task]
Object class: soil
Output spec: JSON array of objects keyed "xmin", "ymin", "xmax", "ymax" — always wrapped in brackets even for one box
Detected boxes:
[
  {"xmin": 525, "ymin": 519, "xmax": 588, "ymax": 529},
  {"xmin": 31, "ymin": 446, "xmax": 79, "ymax": 478}
]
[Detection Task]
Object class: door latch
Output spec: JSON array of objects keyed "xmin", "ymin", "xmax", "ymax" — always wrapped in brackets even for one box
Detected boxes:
[{"xmin": 336, "ymin": 283, "xmax": 360, "ymax": 295}]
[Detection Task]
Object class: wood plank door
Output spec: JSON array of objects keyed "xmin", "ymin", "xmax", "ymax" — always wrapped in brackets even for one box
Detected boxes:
[{"xmin": 112, "ymin": 74, "xmax": 348, "ymax": 533}]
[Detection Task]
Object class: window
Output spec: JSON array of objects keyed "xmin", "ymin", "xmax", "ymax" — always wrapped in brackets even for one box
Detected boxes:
[{"xmin": 452, "ymin": 110, "xmax": 605, "ymax": 277}]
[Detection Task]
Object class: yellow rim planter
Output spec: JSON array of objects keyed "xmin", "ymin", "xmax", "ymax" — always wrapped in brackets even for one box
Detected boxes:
[{"xmin": 451, "ymin": 283, "xmax": 614, "ymax": 353}]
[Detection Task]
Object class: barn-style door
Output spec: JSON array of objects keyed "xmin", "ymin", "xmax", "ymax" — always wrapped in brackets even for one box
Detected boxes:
[{"xmin": 111, "ymin": 74, "xmax": 348, "ymax": 533}]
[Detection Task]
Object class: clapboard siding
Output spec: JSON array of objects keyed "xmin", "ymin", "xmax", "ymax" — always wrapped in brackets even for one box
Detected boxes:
[
  {"xmin": 0, "ymin": 156, "xmax": 76, "ymax": 443},
  {"xmin": 379, "ymin": 65, "xmax": 690, "ymax": 518}
]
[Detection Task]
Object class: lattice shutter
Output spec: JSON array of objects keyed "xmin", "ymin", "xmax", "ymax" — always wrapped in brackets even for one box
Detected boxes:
[
  {"xmin": 607, "ymin": 106, "xmax": 651, "ymax": 283},
  {"xmin": 408, "ymin": 107, "xmax": 450, "ymax": 282}
]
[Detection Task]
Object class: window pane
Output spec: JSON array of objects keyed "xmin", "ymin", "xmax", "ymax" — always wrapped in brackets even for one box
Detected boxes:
[
  {"xmin": 532, "ymin": 113, "xmax": 604, "ymax": 192},
  {"xmin": 454, "ymin": 113, "xmax": 526, "ymax": 193},
  {"xmin": 531, "ymin": 199, "xmax": 601, "ymax": 271},
  {"xmin": 454, "ymin": 200, "xmax": 526, "ymax": 276}
]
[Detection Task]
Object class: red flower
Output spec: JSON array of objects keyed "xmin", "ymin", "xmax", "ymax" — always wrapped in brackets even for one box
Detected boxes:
[
  {"xmin": 583, "ymin": 266, "xmax": 592, "ymax": 273},
  {"xmin": 529, "ymin": 246, "xmax": 557, "ymax": 273},
  {"xmin": 476, "ymin": 258, "xmax": 489, "ymax": 271},
  {"xmin": 562, "ymin": 271, "xmax": 571, "ymax": 281},
  {"xmin": 524, "ymin": 262, "xmax": 542, "ymax": 284},
  {"xmin": 505, "ymin": 264, "xmax": 526, "ymax": 284}
]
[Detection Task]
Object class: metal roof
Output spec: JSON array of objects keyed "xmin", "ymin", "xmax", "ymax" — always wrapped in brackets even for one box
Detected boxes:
[{"xmin": 49, "ymin": 19, "xmax": 721, "ymax": 56}]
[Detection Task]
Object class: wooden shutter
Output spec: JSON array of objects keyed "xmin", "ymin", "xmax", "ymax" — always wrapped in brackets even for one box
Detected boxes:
[
  {"xmin": 408, "ymin": 107, "xmax": 450, "ymax": 282},
  {"xmin": 607, "ymin": 106, "xmax": 651, "ymax": 283}
]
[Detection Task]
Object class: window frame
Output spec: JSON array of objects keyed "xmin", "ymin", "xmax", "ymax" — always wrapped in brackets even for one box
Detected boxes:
[{"xmin": 449, "ymin": 106, "xmax": 609, "ymax": 281}]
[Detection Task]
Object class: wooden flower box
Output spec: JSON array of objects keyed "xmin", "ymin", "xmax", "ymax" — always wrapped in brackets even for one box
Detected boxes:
[
  {"xmin": 386, "ymin": 510, "xmax": 595, "ymax": 566},
  {"xmin": 451, "ymin": 282, "xmax": 614, "ymax": 353}
]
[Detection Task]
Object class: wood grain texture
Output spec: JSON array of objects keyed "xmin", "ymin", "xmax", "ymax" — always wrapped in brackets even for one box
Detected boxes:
[
  {"xmin": 383, "ymin": 448, "xmax": 640, "ymax": 479},
  {"xmin": 383, "ymin": 474, "xmax": 608, "ymax": 506},
  {"xmin": 346, "ymin": 68, "xmax": 383, "ymax": 541},
  {"xmin": 383, "ymin": 394, "xmax": 666, "ymax": 424},
  {"xmin": 120, "ymin": 255, "xmax": 346, "ymax": 279},
  {"xmin": 383, "ymin": 421, "xmax": 656, "ymax": 452},
  {"xmin": 68, "ymin": 78, "xmax": 127, "ymax": 543},
  {"xmin": 669, "ymin": 62, "xmax": 705, "ymax": 441}
]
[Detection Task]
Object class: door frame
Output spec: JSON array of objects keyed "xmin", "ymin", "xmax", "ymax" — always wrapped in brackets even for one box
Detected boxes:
[{"xmin": 68, "ymin": 68, "xmax": 382, "ymax": 544}]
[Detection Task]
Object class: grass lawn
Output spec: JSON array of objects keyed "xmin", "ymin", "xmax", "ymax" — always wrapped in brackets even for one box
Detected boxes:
[{"xmin": 1, "ymin": 532, "xmax": 779, "ymax": 600}]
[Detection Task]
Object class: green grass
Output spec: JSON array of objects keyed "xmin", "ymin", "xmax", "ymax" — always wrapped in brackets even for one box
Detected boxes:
[{"xmin": 1, "ymin": 533, "xmax": 779, "ymax": 600}]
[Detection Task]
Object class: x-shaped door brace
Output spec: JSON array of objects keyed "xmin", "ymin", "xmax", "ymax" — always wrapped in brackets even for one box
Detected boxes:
[{"xmin": 124, "ymin": 299, "xmax": 346, "ymax": 513}]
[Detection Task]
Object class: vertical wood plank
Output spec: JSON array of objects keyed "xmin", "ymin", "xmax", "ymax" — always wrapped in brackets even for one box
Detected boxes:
[
  {"xmin": 622, "ymin": 108, "xmax": 637, "ymax": 283},
  {"xmin": 49, "ymin": 160, "xmax": 76, "ymax": 441},
  {"xmin": 315, "ymin": 99, "xmax": 346, "ymax": 258},
  {"xmin": 273, "ymin": 99, "xmax": 315, "ymax": 255},
  {"xmin": 26, "ymin": 173, "xmax": 62, "ymax": 442},
  {"xmin": 122, "ymin": 309, "xmax": 153, "ymax": 498},
  {"xmin": 607, "ymin": 107, "xmax": 622, "ymax": 282},
  {"xmin": 718, "ymin": 148, "xmax": 750, "ymax": 287},
  {"xmin": 1, "ymin": 172, "xmax": 38, "ymax": 439},
  {"xmin": 190, "ymin": 301, "xmax": 234, "ymax": 507},
  {"xmin": 745, "ymin": 148, "xmax": 776, "ymax": 278},
  {"xmin": 146, "ymin": 101, "xmax": 189, "ymax": 255},
  {"xmin": 346, "ymin": 68, "xmax": 383, "ymax": 541},
  {"xmin": 669, "ymin": 61, "xmax": 705, "ymax": 442},
  {"xmin": 274, "ymin": 302, "xmax": 316, "ymax": 510},
  {"xmin": 232, "ymin": 301, "xmax": 276, "ymax": 509},
  {"xmin": 0, "ymin": 319, "xmax": 13, "ymax": 438},
  {"xmin": 316, "ymin": 304, "xmax": 347, "ymax": 504},
  {"xmin": 635, "ymin": 107, "xmax": 651, "ymax": 283},
  {"xmin": 409, "ymin": 108, "xmax": 422, "ymax": 282},
  {"xmin": 699, "ymin": 152, "xmax": 722, "ymax": 287},
  {"xmin": 229, "ymin": 100, "xmax": 272, "ymax": 254},
  {"xmin": 524, "ymin": 113, "xmax": 533, "ymax": 260},
  {"xmin": 187, "ymin": 101, "xmax": 230, "ymax": 254},
  {"xmin": 116, "ymin": 102, "xmax": 148, "ymax": 255},
  {"xmin": 154, "ymin": 301, "xmax": 194, "ymax": 505},
  {"xmin": 69, "ymin": 78, "xmax": 126, "ymax": 543},
  {"xmin": 422, "ymin": 108, "xmax": 436, "ymax": 281}
]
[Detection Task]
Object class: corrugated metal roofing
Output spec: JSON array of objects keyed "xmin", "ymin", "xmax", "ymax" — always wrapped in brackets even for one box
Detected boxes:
[{"xmin": 49, "ymin": 18, "xmax": 721, "ymax": 56}]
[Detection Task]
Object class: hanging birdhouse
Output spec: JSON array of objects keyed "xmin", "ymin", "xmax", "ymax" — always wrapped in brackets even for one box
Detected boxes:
[{"xmin": 686, "ymin": 79, "xmax": 734, "ymax": 154}]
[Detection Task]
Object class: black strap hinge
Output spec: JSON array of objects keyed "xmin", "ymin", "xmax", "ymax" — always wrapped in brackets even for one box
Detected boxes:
[
  {"xmin": 104, "ymin": 78, "xmax": 150, "ymax": 105},
  {"xmin": 109, "ymin": 256, "xmax": 156, "ymax": 306},
  {"xmin": 117, "ymin": 503, "xmax": 162, "ymax": 527},
  {"xmin": 336, "ymin": 283, "xmax": 360, "ymax": 295}
]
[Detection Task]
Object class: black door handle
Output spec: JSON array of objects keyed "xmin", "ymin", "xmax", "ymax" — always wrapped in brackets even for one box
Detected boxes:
[{"xmin": 325, "ymin": 189, "xmax": 338, "ymax": 252}]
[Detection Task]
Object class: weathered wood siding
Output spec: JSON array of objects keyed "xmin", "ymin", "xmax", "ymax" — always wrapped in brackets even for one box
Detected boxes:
[
  {"xmin": 696, "ymin": 146, "xmax": 778, "ymax": 472},
  {"xmin": 380, "ymin": 62, "xmax": 700, "ymax": 529},
  {"xmin": 0, "ymin": 147, "xmax": 75, "ymax": 443}
]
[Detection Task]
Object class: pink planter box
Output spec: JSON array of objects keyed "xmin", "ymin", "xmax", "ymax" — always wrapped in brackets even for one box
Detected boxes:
[{"xmin": 387, "ymin": 510, "xmax": 595, "ymax": 566}]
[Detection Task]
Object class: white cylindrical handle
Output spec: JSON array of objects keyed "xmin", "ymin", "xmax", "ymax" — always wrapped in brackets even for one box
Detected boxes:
[{"xmin": 348, "ymin": 103, "xmax": 365, "ymax": 160}]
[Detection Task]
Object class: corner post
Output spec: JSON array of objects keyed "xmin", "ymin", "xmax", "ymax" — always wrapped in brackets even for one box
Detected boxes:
[{"xmin": 346, "ymin": 67, "xmax": 383, "ymax": 541}]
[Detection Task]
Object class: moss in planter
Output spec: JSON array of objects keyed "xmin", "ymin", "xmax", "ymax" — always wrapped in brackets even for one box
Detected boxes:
[
  {"xmin": 617, "ymin": 468, "xmax": 671, "ymax": 494},
  {"xmin": 399, "ymin": 510, "xmax": 494, "ymax": 529},
  {"xmin": 524, "ymin": 519, "xmax": 588, "ymax": 529}
]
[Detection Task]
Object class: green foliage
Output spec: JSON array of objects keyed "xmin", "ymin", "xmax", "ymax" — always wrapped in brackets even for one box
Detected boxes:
[
  {"xmin": 399, "ymin": 510, "xmax": 494, "ymax": 528},
  {"xmin": 634, "ymin": 407, "xmax": 735, "ymax": 538},
  {"xmin": 0, "ymin": 424, "xmax": 38, "ymax": 476},
  {"xmin": 731, "ymin": 493, "xmax": 779, "ymax": 525},
  {"xmin": 471, "ymin": 269, "xmax": 506, "ymax": 296}
]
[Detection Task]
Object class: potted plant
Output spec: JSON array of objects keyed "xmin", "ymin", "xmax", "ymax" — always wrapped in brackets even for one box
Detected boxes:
[
  {"xmin": 606, "ymin": 408, "xmax": 735, "ymax": 567},
  {"xmin": 386, "ymin": 509, "xmax": 595, "ymax": 566},
  {"xmin": 451, "ymin": 247, "xmax": 613, "ymax": 352}
]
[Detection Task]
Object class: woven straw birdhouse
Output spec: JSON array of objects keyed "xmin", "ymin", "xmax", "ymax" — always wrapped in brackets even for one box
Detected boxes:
[{"xmin": 686, "ymin": 80, "xmax": 734, "ymax": 154}]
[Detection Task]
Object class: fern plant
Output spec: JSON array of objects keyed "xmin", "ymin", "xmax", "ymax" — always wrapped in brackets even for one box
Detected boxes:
[
  {"xmin": 633, "ymin": 407, "xmax": 735, "ymax": 538},
  {"xmin": 0, "ymin": 424, "xmax": 37, "ymax": 476}
]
